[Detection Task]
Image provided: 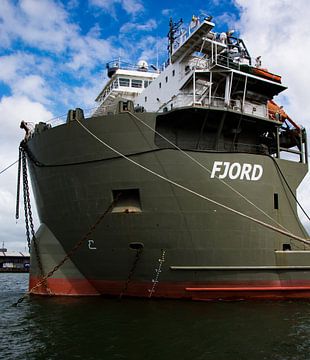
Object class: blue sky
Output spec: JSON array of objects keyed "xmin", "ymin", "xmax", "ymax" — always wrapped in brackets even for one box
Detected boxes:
[
  {"xmin": 0, "ymin": 0, "xmax": 241, "ymax": 117},
  {"xmin": 1, "ymin": 0, "xmax": 310, "ymax": 250}
]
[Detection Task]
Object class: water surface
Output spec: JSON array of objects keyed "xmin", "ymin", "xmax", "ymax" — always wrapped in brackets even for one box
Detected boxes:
[{"xmin": 1, "ymin": 273, "xmax": 310, "ymax": 359}]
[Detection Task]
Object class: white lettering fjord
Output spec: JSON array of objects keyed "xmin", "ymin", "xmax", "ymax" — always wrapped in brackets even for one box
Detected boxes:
[
  {"xmin": 239, "ymin": 163, "xmax": 252, "ymax": 180},
  {"xmin": 219, "ymin": 162, "xmax": 230, "ymax": 179},
  {"xmin": 251, "ymin": 164, "xmax": 263, "ymax": 181},
  {"xmin": 228, "ymin": 163, "xmax": 241, "ymax": 179},
  {"xmin": 210, "ymin": 161, "xmax": 263, "ymax": 181},
  {"xmin": 210, "ymin": 161, "xmax": 222, "ymax": 178}
]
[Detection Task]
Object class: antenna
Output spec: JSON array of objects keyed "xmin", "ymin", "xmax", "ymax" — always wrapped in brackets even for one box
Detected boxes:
[
  {"xmin": 0, "ymin": 241, "xmax": 7, "ymax": 252},
  {"xmin": 167, "ymin": 17, "xmax": 183, "ymax": 60},
  {"xmin": 156, "ymin": 42, "xmax": 159, "ymax": 71}
]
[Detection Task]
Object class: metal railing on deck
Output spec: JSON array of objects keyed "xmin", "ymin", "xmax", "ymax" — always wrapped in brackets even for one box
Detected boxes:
[
  {"xmin": 106, "ymin": 60, "xmax": 159, "ymax": 74},
  {"xmin": 164, "ymin": 94, "xmax": 269, "ymax": 119}
]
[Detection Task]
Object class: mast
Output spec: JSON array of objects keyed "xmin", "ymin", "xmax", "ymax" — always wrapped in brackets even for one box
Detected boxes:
[{"xmin": 167, "ymin": 17, "xmax": 183, "ymax": 60}]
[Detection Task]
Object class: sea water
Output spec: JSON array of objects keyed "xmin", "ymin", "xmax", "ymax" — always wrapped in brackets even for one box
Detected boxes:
[{"xmin": 1, "ymin": 273, "xmax": 310, "ymax": 360}]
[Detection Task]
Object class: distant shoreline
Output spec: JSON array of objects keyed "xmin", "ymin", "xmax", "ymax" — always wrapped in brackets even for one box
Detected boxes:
[{"xmin": 0, "ymin": 269, "xmax": 29, "ymax": 273}]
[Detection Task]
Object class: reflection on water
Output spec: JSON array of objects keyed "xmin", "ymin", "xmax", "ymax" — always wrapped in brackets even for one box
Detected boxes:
[{"xmin": 1, "ymin": 273, "xmax": 310, "ymax": 360}]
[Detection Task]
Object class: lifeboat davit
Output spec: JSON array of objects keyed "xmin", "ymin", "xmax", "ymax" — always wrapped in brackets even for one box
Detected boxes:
[{"xmin": 252, "ymin": 67, "xmax": 282, "ymax": 83}]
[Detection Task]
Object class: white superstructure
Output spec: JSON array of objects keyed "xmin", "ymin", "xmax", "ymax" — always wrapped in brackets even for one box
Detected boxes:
[
  {"xmin": 94, "ymin": 16, "xmax": 286, "ymax": 122},
  {"xmin": 93, "ymin": 60, "xmax": 159, "ymax": 116}
]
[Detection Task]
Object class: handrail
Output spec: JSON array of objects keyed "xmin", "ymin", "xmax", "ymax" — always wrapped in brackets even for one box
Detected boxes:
[
  {"xmin": 165, "ymin": 93, "xmax": 267, "ymax": 117},
  {"xmin": 106, "ymin": 60, "xmax": 159, "ymax": 74}
]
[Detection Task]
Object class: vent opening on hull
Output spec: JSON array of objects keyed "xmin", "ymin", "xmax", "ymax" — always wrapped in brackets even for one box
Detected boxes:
[
  {"xmin": 274, "ymin": 193, "xmax": 279, "ymax": 209},
  {"xmin": 129, "ymin": 242, "xmax": 144, "ymax": 250},
  {"xmin": 283, "ymin": 244, "xmax": 292, "ymax": 251},
  {"xmin": 112, "ymin": 189, "xmax": 142, "ymax": 213}
]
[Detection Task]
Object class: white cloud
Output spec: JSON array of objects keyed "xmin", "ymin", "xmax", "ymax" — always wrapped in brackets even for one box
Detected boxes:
[
  {"xmin": 0, "ymin": 3, "xmax": 120, "ymax": 105},
  {"xmin": 0, "ymin": 95, "xmax": 53, "ymax": 251},
  {"xmin": 67, "ymin": 0, "xmax": 80, "ymax": 9},
  {"xmin": 0, "ymin": 53, "xmax": 36, "ymax": 83},
  {"xmin": 0, "ymin": 0, "xmax": 156, "ymax": 99},
  {"xmin": 235, "ymin": 0, "xmax": 310, "ymax": 123},
  {"xmin": 0, "ymin": 0, "xmax": 78, "ymax": 53},
  {"xmin": 0, "ymin": 95, "xmax": 53, "ymax": 145},
  {"xmin": 215, "ymin": 12, "xmax": 238, "ymax": 30},
  {"xmin": 90, "ymin": 0, "xmax": 144, "ymax": 17},
  {"xmin": 137, "ymin": 36, "xmax": 167, "ymax": 63},
  {"xmin": 120, "ymin": 19, "xmax": 157, "ymax": 33},
  {"xmin": 67, "ymin": 35, "xmax": 116, "ymax": 71},
  {"xmin": 121, "ymin": 0, "xmax": 144, "ymax": 15},
  {"xmin": 161, "ymin": 9, "xmax": 173, "ymax": 17},
  {"xmin": 57, "ymin": 79, "xmax": 100, "ymax": 112},
  {"xmin": 12, "ymin": 75, "xmax": 50, "ymax": 104},
  {"xmin": 0, "ymin": 53, "xmax": 59, "ymax": 105},
  {"xmin": 235, "ymin": 0, "xmax": 310, "ymax": 232}
]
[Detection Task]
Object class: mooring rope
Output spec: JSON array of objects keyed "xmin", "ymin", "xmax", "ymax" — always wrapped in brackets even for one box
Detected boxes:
[
  {"xmin": 270, "ymin": 156, "xmax": 310, "ymax": 222},
  {"xmin": 126, "ymin": 111, "xmax": 298, "ymax": 233},
  {"xmin": 0, "ymin": 159, "xmax": 19, "ymax": 175},
  {"xmin": 75, "ymin": 118, "xmax": 310, "ymax": 246}
]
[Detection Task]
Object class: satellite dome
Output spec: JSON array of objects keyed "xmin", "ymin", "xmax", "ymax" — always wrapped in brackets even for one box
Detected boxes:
[{"xmin": 137, "ymin": 60, "xmax": 148, "ymax": 70}]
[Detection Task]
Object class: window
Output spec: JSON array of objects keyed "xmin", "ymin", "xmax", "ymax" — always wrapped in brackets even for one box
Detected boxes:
[
  {"xmin": 159, "ymin": 82, "xmax": 161, "ymax": 89},
  {"xmin": 119, "ymin": 78, "xmax": 129, "ymax": 87},
  {"xmin": 172, "ymin": 69, "xmax": 175, "ymax": 77},
  {"xmin": 165, "ymin": 76, "xmax": 168, "ymax": 83},
  {"xmin": 145, "ymin": 96, "xmax": 147, "ymax": 102},
  {"xmin": 144, "ymin": 80, "xmax": 152, "ymax": 88},
  {"xmin": 131, "ymin": 79, "xmax": 143, "ymax": 88},
  {"xmin": 113, "ymin": 80, "xmax": 119, "ymax": 88}
]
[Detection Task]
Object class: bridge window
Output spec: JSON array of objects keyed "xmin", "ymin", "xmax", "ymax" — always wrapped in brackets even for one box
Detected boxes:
[
  {"xmin": 119, "ymin": 78, "xmax": 130, "ymax": 87},
  {"xmin": 132, "ymin": 79, "xmax": 143, "ymax": 88}
]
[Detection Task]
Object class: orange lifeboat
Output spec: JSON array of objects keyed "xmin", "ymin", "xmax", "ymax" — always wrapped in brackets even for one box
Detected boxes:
[
  {"xmin": 252, "ymin": 67, "xmax": 282, "ymax": 83},
  {"xmin": 267, "ymin": 100, "xmax": 301, "ymax": 131}
]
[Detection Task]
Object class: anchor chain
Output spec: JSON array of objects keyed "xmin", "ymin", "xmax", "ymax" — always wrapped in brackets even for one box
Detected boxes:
[
  {"xmin": 17, "ymin": 143, "xmax": 52, "ymax": 295},
  {"xmin": 148, "ymin": 249, "xmax": 166, "ymax": 298},
  {"xmin": 21, "ymin": 146, "xmax": 33, "ymax": 250},
  {"xmin": 119, "ymin": 248, "xmax": 143, "ymax": 299},
  {"xmin": 13, "ymin": 196, "xmax": 119, "ymax": 306}
]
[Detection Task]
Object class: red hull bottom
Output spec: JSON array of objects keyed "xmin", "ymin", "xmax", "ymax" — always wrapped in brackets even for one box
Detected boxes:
[{"xmin": 29, "ymin": 276, "xmax": 310, "ymax": 301}]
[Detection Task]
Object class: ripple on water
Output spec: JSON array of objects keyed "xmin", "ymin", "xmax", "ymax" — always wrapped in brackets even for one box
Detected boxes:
[{"xmin": 1, "ymin": 274, "xmax": 310, "ymax": 360}]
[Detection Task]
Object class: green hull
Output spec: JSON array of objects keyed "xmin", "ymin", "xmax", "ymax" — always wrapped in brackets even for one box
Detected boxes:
[{"xmin": 26, "ymin": 109, "xmax": 310, "ymax": 300}]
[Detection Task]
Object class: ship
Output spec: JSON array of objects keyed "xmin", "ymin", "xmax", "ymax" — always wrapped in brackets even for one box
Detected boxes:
[
  {"xmin": 21, "ymin": 15, "xmax": 310, "ymax": 300},
  {"xmin": 0, "ymin": 243, "xmax": 30, "ymax": 273}
]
